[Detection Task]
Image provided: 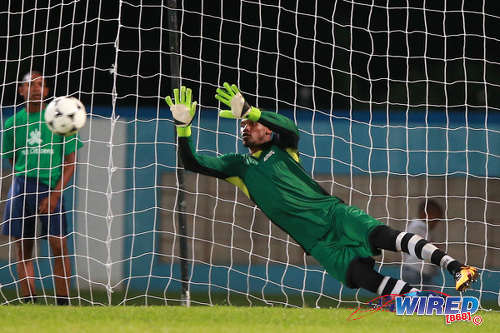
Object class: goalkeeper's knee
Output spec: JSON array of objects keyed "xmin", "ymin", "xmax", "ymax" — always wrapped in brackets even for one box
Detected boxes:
[
  {"xmin": 368, "ymin": 225, "xmax": 400, "ymax": 252},
  {"xmin": 345, "ymin": 257, "xmax": 379, "ymax": 291}
]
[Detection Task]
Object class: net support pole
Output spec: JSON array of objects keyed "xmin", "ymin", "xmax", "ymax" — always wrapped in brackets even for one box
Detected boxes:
[{"xmin": 167, "ymin": 0, "xmax": 190, "ymax": 307}]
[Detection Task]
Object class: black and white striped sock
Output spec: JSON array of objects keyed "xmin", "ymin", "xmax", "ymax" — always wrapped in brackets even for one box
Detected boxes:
[
  {"xmin": 377, "ymin": 276, "xmax": 419, "ymax": 296},
  {"xmin": 395, "ymin": 231, "xmax": 462, "ymax": 275}
]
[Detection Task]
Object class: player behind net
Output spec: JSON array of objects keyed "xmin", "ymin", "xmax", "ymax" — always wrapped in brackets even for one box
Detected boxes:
[{"xmin": 164, "ymin": 83, "xmax": 479, "ymax": 297}]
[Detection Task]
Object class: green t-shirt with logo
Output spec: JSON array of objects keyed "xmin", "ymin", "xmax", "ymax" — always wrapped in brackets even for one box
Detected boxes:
[{"xmin": 2, "ymin": 108, "xmax": 84, "ymax": 188}]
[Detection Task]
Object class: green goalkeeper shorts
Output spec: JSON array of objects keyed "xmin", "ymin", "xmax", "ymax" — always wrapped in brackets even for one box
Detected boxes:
[{"xmin": 310, "ymin": 202, "xmax": 384, "ymax": 287}]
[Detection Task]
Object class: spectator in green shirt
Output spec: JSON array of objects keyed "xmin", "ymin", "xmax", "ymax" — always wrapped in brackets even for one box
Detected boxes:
[{"xmin": 2, "ymin": 71, "xmax": 83, "ymax": 305}]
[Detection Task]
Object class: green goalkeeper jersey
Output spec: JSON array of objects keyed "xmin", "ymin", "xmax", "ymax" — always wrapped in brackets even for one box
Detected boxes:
[
  {"xmin": 2, "ymin": 107, "xmax": 83, "ymax": 189},
  {"xmin": 178, "ymin": 111, "xmax": 342, "ymax": 253}
]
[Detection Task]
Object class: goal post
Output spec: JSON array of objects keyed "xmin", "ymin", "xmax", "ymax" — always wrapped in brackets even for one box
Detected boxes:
[
  {"xmin": 0, "ymin": 0, "xmax": 499, "ymax": 308},
  {"xmin": 165, "ymin": 0, "xmax": 190, "ymax": 307}
]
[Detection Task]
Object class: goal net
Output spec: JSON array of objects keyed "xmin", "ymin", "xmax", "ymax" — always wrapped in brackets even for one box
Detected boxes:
[{"xmin": 0, "ymin": 0, "xmax": 499, "ymax": 308}]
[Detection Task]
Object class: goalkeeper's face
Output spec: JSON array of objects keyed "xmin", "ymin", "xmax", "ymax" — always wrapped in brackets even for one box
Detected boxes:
[{"xmin": 240, "ymin": 119, "xmax": 272, "ymax": 150}]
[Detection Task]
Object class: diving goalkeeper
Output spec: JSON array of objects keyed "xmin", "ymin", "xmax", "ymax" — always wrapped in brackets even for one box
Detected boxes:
[{"xmin": 165, "ymin": 83, "xmax": 478, "ymax": 296}]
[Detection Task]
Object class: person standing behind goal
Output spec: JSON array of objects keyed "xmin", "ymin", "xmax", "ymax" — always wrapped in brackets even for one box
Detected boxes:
[
  {"xmin": 164, "ymin": 83, "xmax": 479, "ymax": 297},
  {"xmin": 1, "ymin": 71, "xmax": 83, "ymax": 305},
  {"xmin": 402, "ymin": 199, "xmax": 443, "ymax": 288}
]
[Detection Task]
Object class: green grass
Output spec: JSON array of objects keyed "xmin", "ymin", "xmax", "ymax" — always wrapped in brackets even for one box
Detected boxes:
[
  {"xmin": 1, "ymin": 289, "xmax": 498, "ymax": 332},
  {"xmin": 0, "ymin": 288, "xmax": 349, "ymax": 307},
  {"xmin": 0, "ymin": 306, "xmax": 497, "ymax": 333}
]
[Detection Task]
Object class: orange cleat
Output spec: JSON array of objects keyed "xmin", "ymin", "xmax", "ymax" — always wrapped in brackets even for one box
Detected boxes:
[{"xmin": 455, "ymin": 266, "xmax": 479, "ymax": 292}]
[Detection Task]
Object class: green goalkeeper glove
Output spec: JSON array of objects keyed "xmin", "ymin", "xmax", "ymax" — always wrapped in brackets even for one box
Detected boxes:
[
  {"xmin": 165, "ymin": 86, "xmax": 197, "ymax": 127},
  {"xmin": 215, "ymin": 82, "xmax": 261, "ymax": 122}
]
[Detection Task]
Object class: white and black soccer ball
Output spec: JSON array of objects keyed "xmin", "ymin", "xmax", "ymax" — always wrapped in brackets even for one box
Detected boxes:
[{"xmin": 44, "ymin": 96, "xmax": 87, "ymax": 136}]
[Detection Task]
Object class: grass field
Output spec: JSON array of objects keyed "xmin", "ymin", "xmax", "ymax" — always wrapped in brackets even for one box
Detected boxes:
[
  {"xmin": 0, "ymin": 306, "xmax": 497, "ymax": 333},
  {"xmin": 1, "ymin": 289, "xmax": 498, "ymax": 332}
]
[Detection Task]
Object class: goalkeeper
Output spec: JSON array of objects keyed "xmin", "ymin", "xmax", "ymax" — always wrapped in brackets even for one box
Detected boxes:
[{"xmin": 165, "ymin": 83, "xmax": 478, "ymax": 296}]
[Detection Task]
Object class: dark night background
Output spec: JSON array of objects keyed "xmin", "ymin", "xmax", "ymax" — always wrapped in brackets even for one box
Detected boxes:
[{"xmin": 1, "ymin": 0, "xmax": 499, "ymax": 113}]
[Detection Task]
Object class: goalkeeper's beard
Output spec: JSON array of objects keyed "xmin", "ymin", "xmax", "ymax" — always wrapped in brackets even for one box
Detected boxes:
[
  {"xmin": 242, "ymin": 135, "xmax": 261, "ymax": 150},
  {"xmin": 242, "ymin": 136, "xmax": 255, "ymax": 149},
  {"xmin": 242, "ymin": 135, "xmax": 271, "ymax": 151}
]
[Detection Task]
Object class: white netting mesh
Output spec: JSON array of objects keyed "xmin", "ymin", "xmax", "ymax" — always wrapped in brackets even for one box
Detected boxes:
[{"xmin": 0, "ymin": 0, "xmax": 499, "ymax": 308}]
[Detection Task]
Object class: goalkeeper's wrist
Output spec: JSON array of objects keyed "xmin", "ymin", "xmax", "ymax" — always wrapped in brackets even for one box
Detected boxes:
[
  {"xmin": 176, "ymin": 125, "xmax": 192, "ymax": 137},
  {"xmin": 245, "ymin": 107, "xmax": 261, "ymax": 122}
]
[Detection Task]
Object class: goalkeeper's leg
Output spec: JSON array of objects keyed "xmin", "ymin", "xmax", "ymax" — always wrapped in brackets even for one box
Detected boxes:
[
  {"xmin": 347, "ymin": 257, "xmax": 419, "ymax": 296},
  {"xmin": 368, "ymin": 225, "xmax": 479, "ymax": 292}
]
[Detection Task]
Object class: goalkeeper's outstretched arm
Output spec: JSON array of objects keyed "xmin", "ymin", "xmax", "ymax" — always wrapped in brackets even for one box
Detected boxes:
[
  {"xmin": 177, "ymin": 135, "xmax": 244, "ymax": 180},
  {"xmin": 165, "ymin": 86, "xmax": 244, "ymax": 180}
]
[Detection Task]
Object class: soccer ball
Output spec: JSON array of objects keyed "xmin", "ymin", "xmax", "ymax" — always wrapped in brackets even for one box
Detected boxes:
[{"xmin": 44, "ymin": 96, "xmax": 87, "ymax": 136}]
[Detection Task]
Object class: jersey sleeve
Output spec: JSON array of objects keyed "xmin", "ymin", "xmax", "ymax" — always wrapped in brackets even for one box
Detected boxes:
[
  {"xmin": 2, "ymin": 117, "xmax": 14, "ymax": 159},
  {"xmin": 63, "ymin": 133, "xmax": 84, "ymax": 156},
  {"xmin": 178, "ymin": 135, "xmax": 244, "ymax": 179},
  {"xmin": 258, "ymin": 111, "xmax": 299, "ymax": 150}
]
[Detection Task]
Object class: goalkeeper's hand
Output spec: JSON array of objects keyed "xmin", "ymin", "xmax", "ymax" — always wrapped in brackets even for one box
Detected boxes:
[
  {"xmin": 165, "ymin": 86, "xmax": 197, "ymax": 127},
  {"xmin": 215, "ymin": 82, "xmax": 260, "ymax": 121}
]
